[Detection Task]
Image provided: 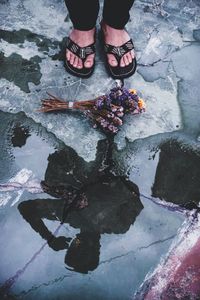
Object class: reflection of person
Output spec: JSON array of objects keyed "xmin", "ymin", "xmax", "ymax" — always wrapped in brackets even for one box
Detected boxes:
[
  {"xmin": 64, "ymin": 0, "xmax": 136, "ymax": 79},
  {"xmin": 18, "ymin": 140, "xmax": 143, "ymax": 273},
  {"xmin": 152, "ymin": 140, "xmax": 200, "ymax": 208}
]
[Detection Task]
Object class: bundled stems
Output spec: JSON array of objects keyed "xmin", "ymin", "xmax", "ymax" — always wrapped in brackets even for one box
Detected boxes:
[
  {"xmin": 38, "ymin": 86, "xmax": 146, "ymax": 135},
  {"xmin": 38, "ymin": 92, "xmax": 98, "ymax": 112}
]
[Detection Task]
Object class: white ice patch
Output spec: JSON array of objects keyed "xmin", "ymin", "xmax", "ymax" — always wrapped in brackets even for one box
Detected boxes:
[
  {"xmin": 0, "ymin": 79, "xmax": 27, "ymax": 113},
  {"xmin": 0, "ymin": 99, "xmax": 10, "ymax": 108},
  {"xmin": 115, "ymin": 72, "xmax": 182, "ymax": 149},
  {"xmin": 0, "ymin": 168, "xmax": 42, "ymax": 207},
  {"xmin": 138, "ymin": 24, "xmax": 183, "ymax": 66},
  {"xmin": 0, "ymin": 194, "xmax": 12, "ymax": 207},
  {"xmin": 0, "ymin": 0, "xmax": 68, "ymax": 40},
  {"xmin": 10, "ymin": 168, "xmax": 33, "ymax": 185},
  {"xmin": 0, "ymin": 40, "xmax": 43, "ymax": 60}
]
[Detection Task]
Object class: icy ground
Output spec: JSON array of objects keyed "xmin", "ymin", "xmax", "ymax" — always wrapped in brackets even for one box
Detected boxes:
[{"xmin": 0, "ymin": 0, "xmax": 200, "ymax": 299}]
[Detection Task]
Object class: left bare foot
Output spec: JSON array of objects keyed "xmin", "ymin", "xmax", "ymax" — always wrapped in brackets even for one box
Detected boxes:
[{"xmin": 101, "ymin": 21, "xmax": 135, "ymax": 68}]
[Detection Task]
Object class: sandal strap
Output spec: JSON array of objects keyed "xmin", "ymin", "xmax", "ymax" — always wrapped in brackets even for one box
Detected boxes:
[
  {"xmin": 66, "ymin": 37, "xmax": 95, "ymax": 60},
  {"xmin": 104, "ymin": 39, "xmax": 134, "ymax": 60}
]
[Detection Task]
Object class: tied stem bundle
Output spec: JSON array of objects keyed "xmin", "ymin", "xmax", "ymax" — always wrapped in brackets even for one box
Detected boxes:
[{"xmin": 38, "ymin": 87, "xmax": 146, "ymax": 134}]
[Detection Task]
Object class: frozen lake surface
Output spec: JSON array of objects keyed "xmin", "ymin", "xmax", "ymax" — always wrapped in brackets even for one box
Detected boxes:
[{"xmin": 0, "ymin": 0, "xmax": 200, "ymax": 299}]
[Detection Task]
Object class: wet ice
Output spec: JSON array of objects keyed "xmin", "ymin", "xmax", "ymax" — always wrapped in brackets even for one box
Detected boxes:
[{"xmin": 0, "ymin": 0, "xmax": 200, "ymax": 299}]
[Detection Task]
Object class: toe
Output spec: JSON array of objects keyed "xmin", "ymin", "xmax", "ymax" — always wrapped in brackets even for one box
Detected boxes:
[
  {"xmin": 73, "ymin": 56, "xmax": 79, "ymax": 68},
  {"xmin": 84, "ymin": 54, "xmax": 94, "ymax": 68},
  {"xmin": 123, "ymin": 55, "xmax": 129, "ymax": 66},
  {"xmin": 77, "ymin": 58, "xmax": 83, "ymax": 69},
  {"xmin": 108, "ymin": 54, "xmax": 118, "ymax": 67},
  {"xmin": 131, "ymin": 50, "xmax": 135, "ymax": 59},
  {"xmin": 70, "ymin": 54, "xmax": 75, "ymax": 66},
  {"xmin": 66, "ymin": 50, "xmax": 71, "ymax": 61},
  {"xmin": 85, "ymin": 60, "xmax": 92, "ymax": 68},
  {"xmin": 127, "ymin": 52, "xmax": 132, "ymax": 64},
  {"xmin": 120, "ymin": 56, "xmax": 125, "ymax": 67}
]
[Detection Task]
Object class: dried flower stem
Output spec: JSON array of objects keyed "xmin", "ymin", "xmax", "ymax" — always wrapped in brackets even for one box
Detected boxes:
[{"xmin": 38, "ymin": 87, "xmax": 146, "ymax": 135}]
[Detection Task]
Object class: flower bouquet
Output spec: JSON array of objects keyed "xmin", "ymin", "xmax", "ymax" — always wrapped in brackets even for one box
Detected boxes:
[{"xmin": 38, "ymin": 84, "xmax": 145, "ymax": 134}]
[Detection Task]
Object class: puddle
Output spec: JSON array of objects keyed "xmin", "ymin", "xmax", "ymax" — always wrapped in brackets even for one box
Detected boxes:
[{"xmin": 0, "ymin": 111, "xmax": 190, "ymax": 300}]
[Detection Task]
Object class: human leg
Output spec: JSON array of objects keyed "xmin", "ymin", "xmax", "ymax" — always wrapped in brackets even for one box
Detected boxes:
[
  {"xmin": 64, "ymin": 0, "xmax": 99, "ymax": 76},
  {"xmin": 101, "ymin": 0, "xmax": 136, "ymax": 78},
  {"xmin": 65, "ymin": 0, "xmax": 99, "ymax": 31},
  {"xmin": 103, "ymin": 0, "xmax": 135, "ymax": 30}
]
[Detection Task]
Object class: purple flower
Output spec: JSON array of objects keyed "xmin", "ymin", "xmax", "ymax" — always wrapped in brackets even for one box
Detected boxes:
[
  {"xmin": 108, "ymin": 124, "xmax": 119, "ymax": 133},
  {"xmin": 96, "ymin": 96, "xmax": 105, "ymax": 109},
  {"xmin": 116, "ymin": 111, "xmax": 124, "ymax": 118},
  {"xmin": 105, "ymin": 96, "xmax": 112, "ymax": 107}
]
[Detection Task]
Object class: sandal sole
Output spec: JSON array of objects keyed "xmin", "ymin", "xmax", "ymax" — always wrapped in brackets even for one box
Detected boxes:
[{"xmin": 65, "ymin": 59, "xmax": 95, "ymax": 79}]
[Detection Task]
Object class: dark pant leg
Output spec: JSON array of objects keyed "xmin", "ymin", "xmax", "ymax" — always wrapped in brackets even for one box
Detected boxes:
[
  {"xmin": 64, "ymin": 0, "xmax": 99, "ymax": 30},
  {"xmin": 103, "ymin": 0, "xmax": 135, "ymax": 29}
]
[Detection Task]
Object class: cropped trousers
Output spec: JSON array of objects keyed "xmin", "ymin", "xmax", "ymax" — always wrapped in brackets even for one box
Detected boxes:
[{"xmin": 64, "ymin": 0, "xmax": 135, "ymax": 31}]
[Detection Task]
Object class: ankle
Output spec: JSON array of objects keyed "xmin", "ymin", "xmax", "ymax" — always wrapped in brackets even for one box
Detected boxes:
[
  {"xmin": 70, "ymin": 28, "xmax": 95, "ymax": 47},
  {"xmin": 72, "ymin": 28, "xmax": 95, "ymax": 37},
  {"xmin": 101, "ymin": 21, "xmax": 124, "ymax": 34}
]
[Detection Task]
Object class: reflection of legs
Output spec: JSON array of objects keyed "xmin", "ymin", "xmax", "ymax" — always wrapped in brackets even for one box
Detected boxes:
[
  {"xmin": 64, "ymin": 0, "xmax": 99, "ymax": 70},
  {"xmin": 102, "ymin": 0, "xmax": 135, "ymax": 68}
]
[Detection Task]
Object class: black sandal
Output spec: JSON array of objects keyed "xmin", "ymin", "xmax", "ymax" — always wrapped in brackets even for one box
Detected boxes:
[
  {"xmin": 103, "ymin": 37, "xmax": 137, "ymax": 79},
  {"xmin": 65, "ymin": 37, "xmax": 96, "ymax": 78}
]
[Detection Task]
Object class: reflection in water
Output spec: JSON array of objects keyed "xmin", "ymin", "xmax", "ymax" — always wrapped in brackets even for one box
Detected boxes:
[
  {"xmin": 152, "ymin": 140, "xmax": 200, "ymax": 208},
  {"xmin": 18, "ymin": 139, "xmax": 143, "ymax": 274}
]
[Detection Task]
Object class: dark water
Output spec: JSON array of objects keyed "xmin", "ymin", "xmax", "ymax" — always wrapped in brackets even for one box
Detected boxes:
[{"xmin": 0, "ymin": 110, "xmax": 191, "ymax": 300}]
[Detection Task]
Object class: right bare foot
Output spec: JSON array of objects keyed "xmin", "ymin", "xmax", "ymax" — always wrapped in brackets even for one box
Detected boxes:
[{"xmin": 66, "ymin": 28, "xmax": 95, "ymax": 69}]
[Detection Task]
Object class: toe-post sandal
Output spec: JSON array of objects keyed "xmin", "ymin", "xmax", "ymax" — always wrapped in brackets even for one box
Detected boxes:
[
  {"xmin": 65, "ymin": 37, "xmax": 96, "ymax": 78},
  {"xmin": 104, "ymin": 39, "xmax": 137, "ymax": 79}
]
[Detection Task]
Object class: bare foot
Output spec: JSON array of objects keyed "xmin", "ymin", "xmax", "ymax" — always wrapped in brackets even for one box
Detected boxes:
[
  {"xmin": 66, "ymin": 28, "xmax": 95, "ymax": 69},
  {"xmin": 101, "ymin": 22, "xmax": 135, "ymax": 67}
]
